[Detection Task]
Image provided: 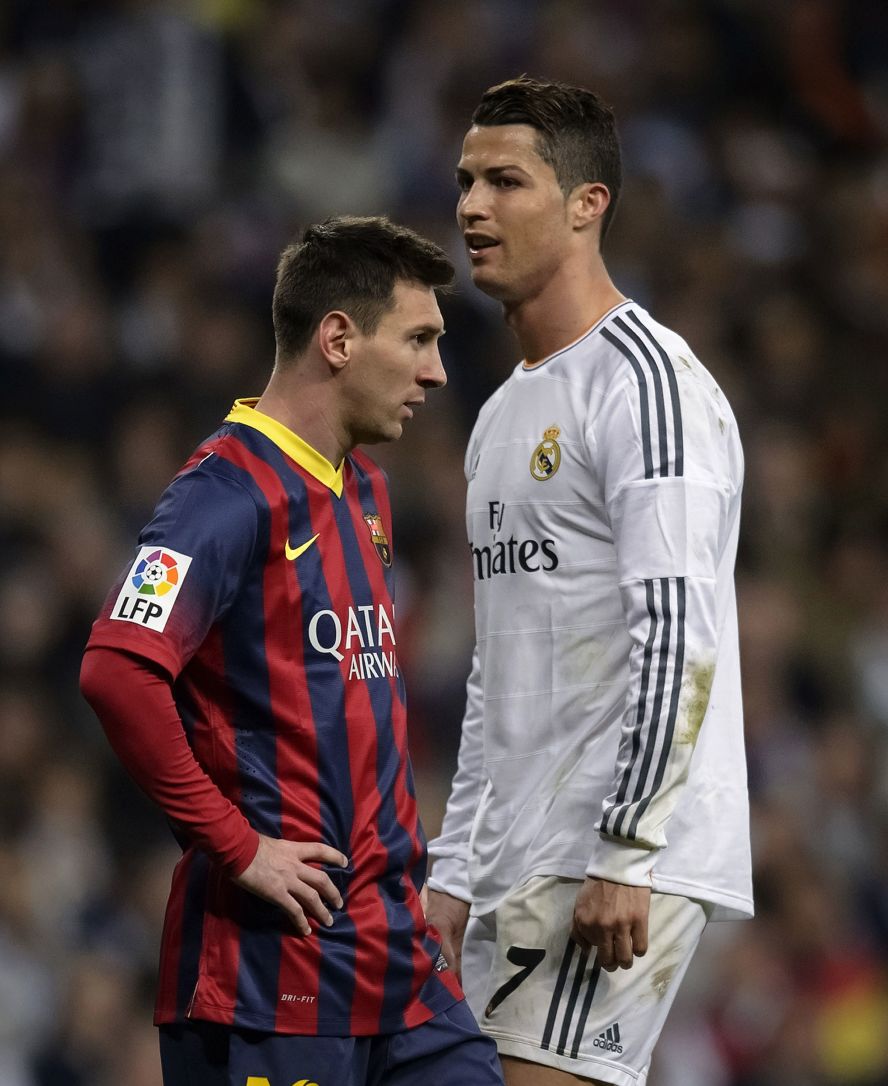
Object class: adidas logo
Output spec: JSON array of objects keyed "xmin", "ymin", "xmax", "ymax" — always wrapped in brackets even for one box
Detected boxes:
[{"xmin": 592, "ymin": 1022, "xmax": 623, "ymax": 1054}]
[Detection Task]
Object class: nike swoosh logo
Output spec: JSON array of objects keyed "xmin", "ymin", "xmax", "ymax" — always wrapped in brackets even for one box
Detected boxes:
[{"xmin": 285, "ymin": 534, "xmax": 319, "ymax": 560}]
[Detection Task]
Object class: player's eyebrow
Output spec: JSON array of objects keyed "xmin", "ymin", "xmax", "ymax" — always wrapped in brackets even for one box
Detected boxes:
[
  {"xmin": 456, "ymin": 163, "xmax": 531, "ymax": 182},
  {"xmin": 411, "ymin": 322, "xmax": 445, "ymax": 338}
]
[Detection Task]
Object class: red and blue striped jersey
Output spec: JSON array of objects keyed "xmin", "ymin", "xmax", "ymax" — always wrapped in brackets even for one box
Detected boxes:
[{"xmin": 85, "ymin": 399, "xmax": 461, "ymax": 1035}]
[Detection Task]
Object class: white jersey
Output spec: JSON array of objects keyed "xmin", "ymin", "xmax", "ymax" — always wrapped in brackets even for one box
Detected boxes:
[{"xmin": 428, "ymin": 300, "xmax": 753, "ymax": 921}]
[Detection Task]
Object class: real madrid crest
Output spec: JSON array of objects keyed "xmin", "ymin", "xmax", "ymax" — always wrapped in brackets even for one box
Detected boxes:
[
  {"xmin": 362, "ymin": 511, "xmax": 392, "ymax": 567},
  {"xmin": 530, "ymin": 425, "xmax": 562, "ymax": 481}
]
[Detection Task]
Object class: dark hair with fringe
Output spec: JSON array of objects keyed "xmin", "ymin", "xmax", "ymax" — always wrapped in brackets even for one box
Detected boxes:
[
  {"xmin": 272, "ymin": 216, "xmax": 454, "ymax": 360},
  {"xmin": 473, "ymin": 75, "xmax": 622, "ymax": 241}
]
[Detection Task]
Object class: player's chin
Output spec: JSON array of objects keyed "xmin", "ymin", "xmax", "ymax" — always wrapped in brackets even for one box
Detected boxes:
[
  {"xmin": 374, "ymin": 420, "xmax": 405, "ymax": 444},
  {"xmin": 469, "ymin": 266, "xmax": 510, "ymax": 300}
]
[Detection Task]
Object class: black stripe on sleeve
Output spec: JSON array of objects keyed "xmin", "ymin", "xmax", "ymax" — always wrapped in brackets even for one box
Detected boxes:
[
  {"xmin": 601, "ymin": 578, "xmax": 658, "ymax": 837},
  {"xmin": 612, "ymin": 577, "xmax": 673, "ymax": 839},
  {"xmin": 614, "ymin": 315, "xmax": 669, "ymax": 477},
  {"xmin": 628, "ymin": 577, "xmax": 686, "ymax": 839},
  {"xmin": 600, "ymin": 326, "xmax": 654, "ymax": 480},
  {"xmin": 627, "ymin": 310, "xmax": 684, "ymax": 478}
]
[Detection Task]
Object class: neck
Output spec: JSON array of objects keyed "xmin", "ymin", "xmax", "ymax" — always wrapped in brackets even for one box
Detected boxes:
[
  {"xmin": 504, "ymin": 252, "xmax": 625, "ymax": 365},
  {"xmin": 255, "ymin": 364, "xmax": 348, "ymax": 466}
]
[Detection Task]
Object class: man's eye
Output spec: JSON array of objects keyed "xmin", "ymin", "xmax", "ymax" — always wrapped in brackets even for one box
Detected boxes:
[{"xmin": 496, "ymin": 177, "xmax": 519, "ymax": 188}]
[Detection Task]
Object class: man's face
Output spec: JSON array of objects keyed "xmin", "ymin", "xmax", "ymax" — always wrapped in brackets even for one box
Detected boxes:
[
  {"xmin": 456, "ymin": 123, "xmax": 573, "ymax": 305},
  {"xmin": 344, "ymin": 280, "xmax": 446, "ymax": 446}
]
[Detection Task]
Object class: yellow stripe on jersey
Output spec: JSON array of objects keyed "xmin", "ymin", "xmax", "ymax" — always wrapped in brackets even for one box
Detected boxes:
[{"xmin": 225, "ymin": 399, "xmax": 344, "ymax": 497}]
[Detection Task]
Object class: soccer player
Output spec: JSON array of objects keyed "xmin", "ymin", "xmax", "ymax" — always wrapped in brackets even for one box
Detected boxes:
[
  {"xmin": 426, "ymin": 77, "xmax": 753, "ymax": 1086},
  {"xmin": 80, "ymin": 216, "xmax": 505, "ymax": 1086}
]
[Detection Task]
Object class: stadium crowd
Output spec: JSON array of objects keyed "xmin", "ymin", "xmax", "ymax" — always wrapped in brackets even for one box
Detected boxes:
[{"xmin": 1, "ymin": 1, "xmax": 887, "ymax": 1082}]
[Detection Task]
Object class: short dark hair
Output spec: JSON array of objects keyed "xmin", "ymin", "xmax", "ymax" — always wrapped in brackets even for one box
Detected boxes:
[
  {"xmin": 272, "ymin": 215, "xmax": 454, "ymax": 360},
  {"xmin": 472, "ymin": 75, "xmax": 622, "ymax": 242}
]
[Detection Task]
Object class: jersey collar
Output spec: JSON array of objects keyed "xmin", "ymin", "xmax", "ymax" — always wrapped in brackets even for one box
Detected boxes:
[
  {"xmin": 520, "ymin": 300, "xmax": 634, "ymax": 371},
  {"xmin": 225, "ymin": 398, "xmax": 344, "ymax": 497}
]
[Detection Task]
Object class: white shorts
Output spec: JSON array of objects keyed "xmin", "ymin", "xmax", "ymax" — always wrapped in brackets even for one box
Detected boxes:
[{"xmin": 461, "ymin": 876, "xmax": 709, "ymax": 1086}]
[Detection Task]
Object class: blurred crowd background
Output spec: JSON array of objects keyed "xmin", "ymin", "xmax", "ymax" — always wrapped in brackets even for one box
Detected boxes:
[{"xmin": 1, "ymin": 0, "xmax": 887, "ymax": 1083}]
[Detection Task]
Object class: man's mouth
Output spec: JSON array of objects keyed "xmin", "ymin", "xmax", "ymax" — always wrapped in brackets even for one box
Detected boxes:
[{"xmin": 465, "ymin": 233, "xmax": 500, "ymax": 257}]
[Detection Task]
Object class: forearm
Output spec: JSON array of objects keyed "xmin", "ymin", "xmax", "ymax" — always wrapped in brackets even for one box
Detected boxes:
[
  {"xmin": 80, "ymin": 646, "xmax": 259, "ymax": 874},
  {"xmin": 427, "ymin": 647, "xmax": 485, "ymax": 900},
  {"xmin": 589, "ymin": 573, "xmax": 718, "ymax": 884}
]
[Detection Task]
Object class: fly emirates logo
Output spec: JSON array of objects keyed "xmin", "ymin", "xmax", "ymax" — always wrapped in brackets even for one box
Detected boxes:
[
  {"xmin": 469, "ymin": 500, "xmax": 559, "ymax": 582},
  {"xmin": 308, "ymin": 603, "xmax": 398, "ymax": 682}
]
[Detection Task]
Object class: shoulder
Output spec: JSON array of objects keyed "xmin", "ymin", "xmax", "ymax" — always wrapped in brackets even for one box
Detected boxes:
[
  {"xmin": 595, "ymin": 305, "xmax": 736, "ymax": 424},
  {"xmin": 148, "ymin": 444, "xmax": 262, "ymax": 546}
]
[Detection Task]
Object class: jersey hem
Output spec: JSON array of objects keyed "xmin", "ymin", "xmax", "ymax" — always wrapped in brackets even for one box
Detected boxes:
[
  {"xmin": 161, "ymin": 987, "xmax": 461, "ymax": 1036},
  {"xmin": 469, "ymin": 861, "xmax": 753, "ymax": 920}
]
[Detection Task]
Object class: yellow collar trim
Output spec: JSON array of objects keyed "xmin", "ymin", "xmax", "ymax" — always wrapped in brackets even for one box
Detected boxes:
[{"xmin": 225, "ymin": 399, "xmax": 344, "ymax": 497}]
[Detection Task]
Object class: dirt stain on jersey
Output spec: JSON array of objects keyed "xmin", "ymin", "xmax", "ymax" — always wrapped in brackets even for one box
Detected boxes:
[
  {"xmin": 651, "ymin": 961, "xmax": 678, "ymax": 999},
  {"xmin": 677, "ymin": 660, "xmax": 716, "ymax": 745}
]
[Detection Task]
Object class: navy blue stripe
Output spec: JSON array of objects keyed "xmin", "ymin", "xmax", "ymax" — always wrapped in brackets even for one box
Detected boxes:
[
  {"xmin": 613, "ymin": 578, "xmax": 673, "ymax": 839},
  {"xmin": 344, "ymin": 461, "xmax": 415, "ymax": 1028},
  {"xmin": 628, "ymin": 578, "xmax": 686, "ymax": 838},
  {"xmin": 614, "ymin": 315, "xmax": 669, "ymax": 477},
  {"xmin": 556, "ymin": 948, "xmax": 590, "ymax": 1055},
  {"xmin": 541, "ymin": 940, "xmax": 575, "ymax": 1050},
  {"xmin": 600, "ymin": 326, "xmax": 654, "ymax": 479},
  {"xmin": 602, "ymin": 579, "xmax": 658, "ymax": 836},
  {"xmin": 175, "ymin": 851, "xmax": 209, "ymax": 1018},
  {"xmin": 218, "ymin": 468, "xmax": 284, "ymax": 1021},
  {"xmin": 628, "ymin": 311, "xmax": 684, "ymax": 477}
]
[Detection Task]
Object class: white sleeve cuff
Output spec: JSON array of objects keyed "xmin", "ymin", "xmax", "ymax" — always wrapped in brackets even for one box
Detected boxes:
[
  {"xmin": 426, "ymin": 855, "xmax": 472, "ymax": 903},
  {"xmin": 586, "ymin": 835, "xmax": 657, "ymax": 887}
]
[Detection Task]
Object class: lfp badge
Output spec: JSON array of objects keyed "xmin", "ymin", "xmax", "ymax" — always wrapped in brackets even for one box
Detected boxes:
[
  {"xmin": 111, "ymin": 546, "xmax": 192, "ymax": 631},
  {"xmin": 132, "ymin": 549, "xmax": 182, "ymax": 596}
]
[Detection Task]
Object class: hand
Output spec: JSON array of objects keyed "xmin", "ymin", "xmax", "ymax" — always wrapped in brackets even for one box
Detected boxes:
[
  {"xmin": 426, "ymin": 889, "xmax": 470, "ymax": 982},
  {"xmin": 571, "ymin": 877, "xmax": 650, "ymax": 972},
  {"xmin": 233, "ymin": 835, "xmax": 348, "ymax": 935}
]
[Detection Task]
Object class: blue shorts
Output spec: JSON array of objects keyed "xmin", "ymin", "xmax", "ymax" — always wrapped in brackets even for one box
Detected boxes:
[{"xmin": 159, "ymin": 1000, "xmax": 504, "ymax": 1086}]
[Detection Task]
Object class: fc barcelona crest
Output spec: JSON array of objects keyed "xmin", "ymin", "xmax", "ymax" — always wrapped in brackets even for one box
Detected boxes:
[
  {"xmin": 363, "ymin": 512, "xmax": 392, "ymax": 567},
  {"xmin": 530, "ymin": 424, "xmax": 562, "ymax": 481}
]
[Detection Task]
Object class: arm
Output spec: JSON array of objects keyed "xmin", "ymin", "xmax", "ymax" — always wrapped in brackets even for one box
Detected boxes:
[
  {"xmin": 425, "ymin": 646, "xmax": 485, "ymax": 976},
  {"xmin": 81, "ymin": 646, "xmax": 346, "ymax": 932},
  {"xmin": 577, "ymin": 331, "xmax": 732, "ymax": 966}
]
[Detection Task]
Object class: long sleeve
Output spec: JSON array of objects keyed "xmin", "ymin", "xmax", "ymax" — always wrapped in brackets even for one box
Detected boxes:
[
  {"xmin": 426, "ymin": 647, "xmax": 486, "ymax": 902},
  {"xmin": 80, "ymin": 645, "xmax": 260, "ymax": 875},
  {"xmin": 585, "ymin": 326, "xmax": 736, "ymax": 887}
]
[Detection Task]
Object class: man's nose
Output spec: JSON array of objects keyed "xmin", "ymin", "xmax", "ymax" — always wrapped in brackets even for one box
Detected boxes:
[
  {"xmin": 419, "ymin": 348, "xmax": 447, "ymax": 389},
  {"xmin": 458, "ymin": 184, "xmax": 490, "ymax": 224}
]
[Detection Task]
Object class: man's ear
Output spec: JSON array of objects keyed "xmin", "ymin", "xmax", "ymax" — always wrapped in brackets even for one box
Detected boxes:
[
  {"xmin": 571, "ymin": 181, "xmax": 611, "ymax": 234},
  {"xmin": 317, "ymin": 310, "xmax": 355, "ymax": 372}
]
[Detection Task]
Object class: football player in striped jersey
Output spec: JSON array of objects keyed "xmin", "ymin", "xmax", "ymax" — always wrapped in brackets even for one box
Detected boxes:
[
  {"xmin": 427, "ymin": 76, "xmax": 753, "ymax": 1086},
  {"xmin": 81, "ymin": 216, "xmax": 505, "ymax": 1086}
]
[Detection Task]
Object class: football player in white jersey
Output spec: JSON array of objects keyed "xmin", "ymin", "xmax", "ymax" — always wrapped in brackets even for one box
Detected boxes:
[{"xmin": 426, "ymin": 76, "xmax": 753, "ymax": 1086}]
